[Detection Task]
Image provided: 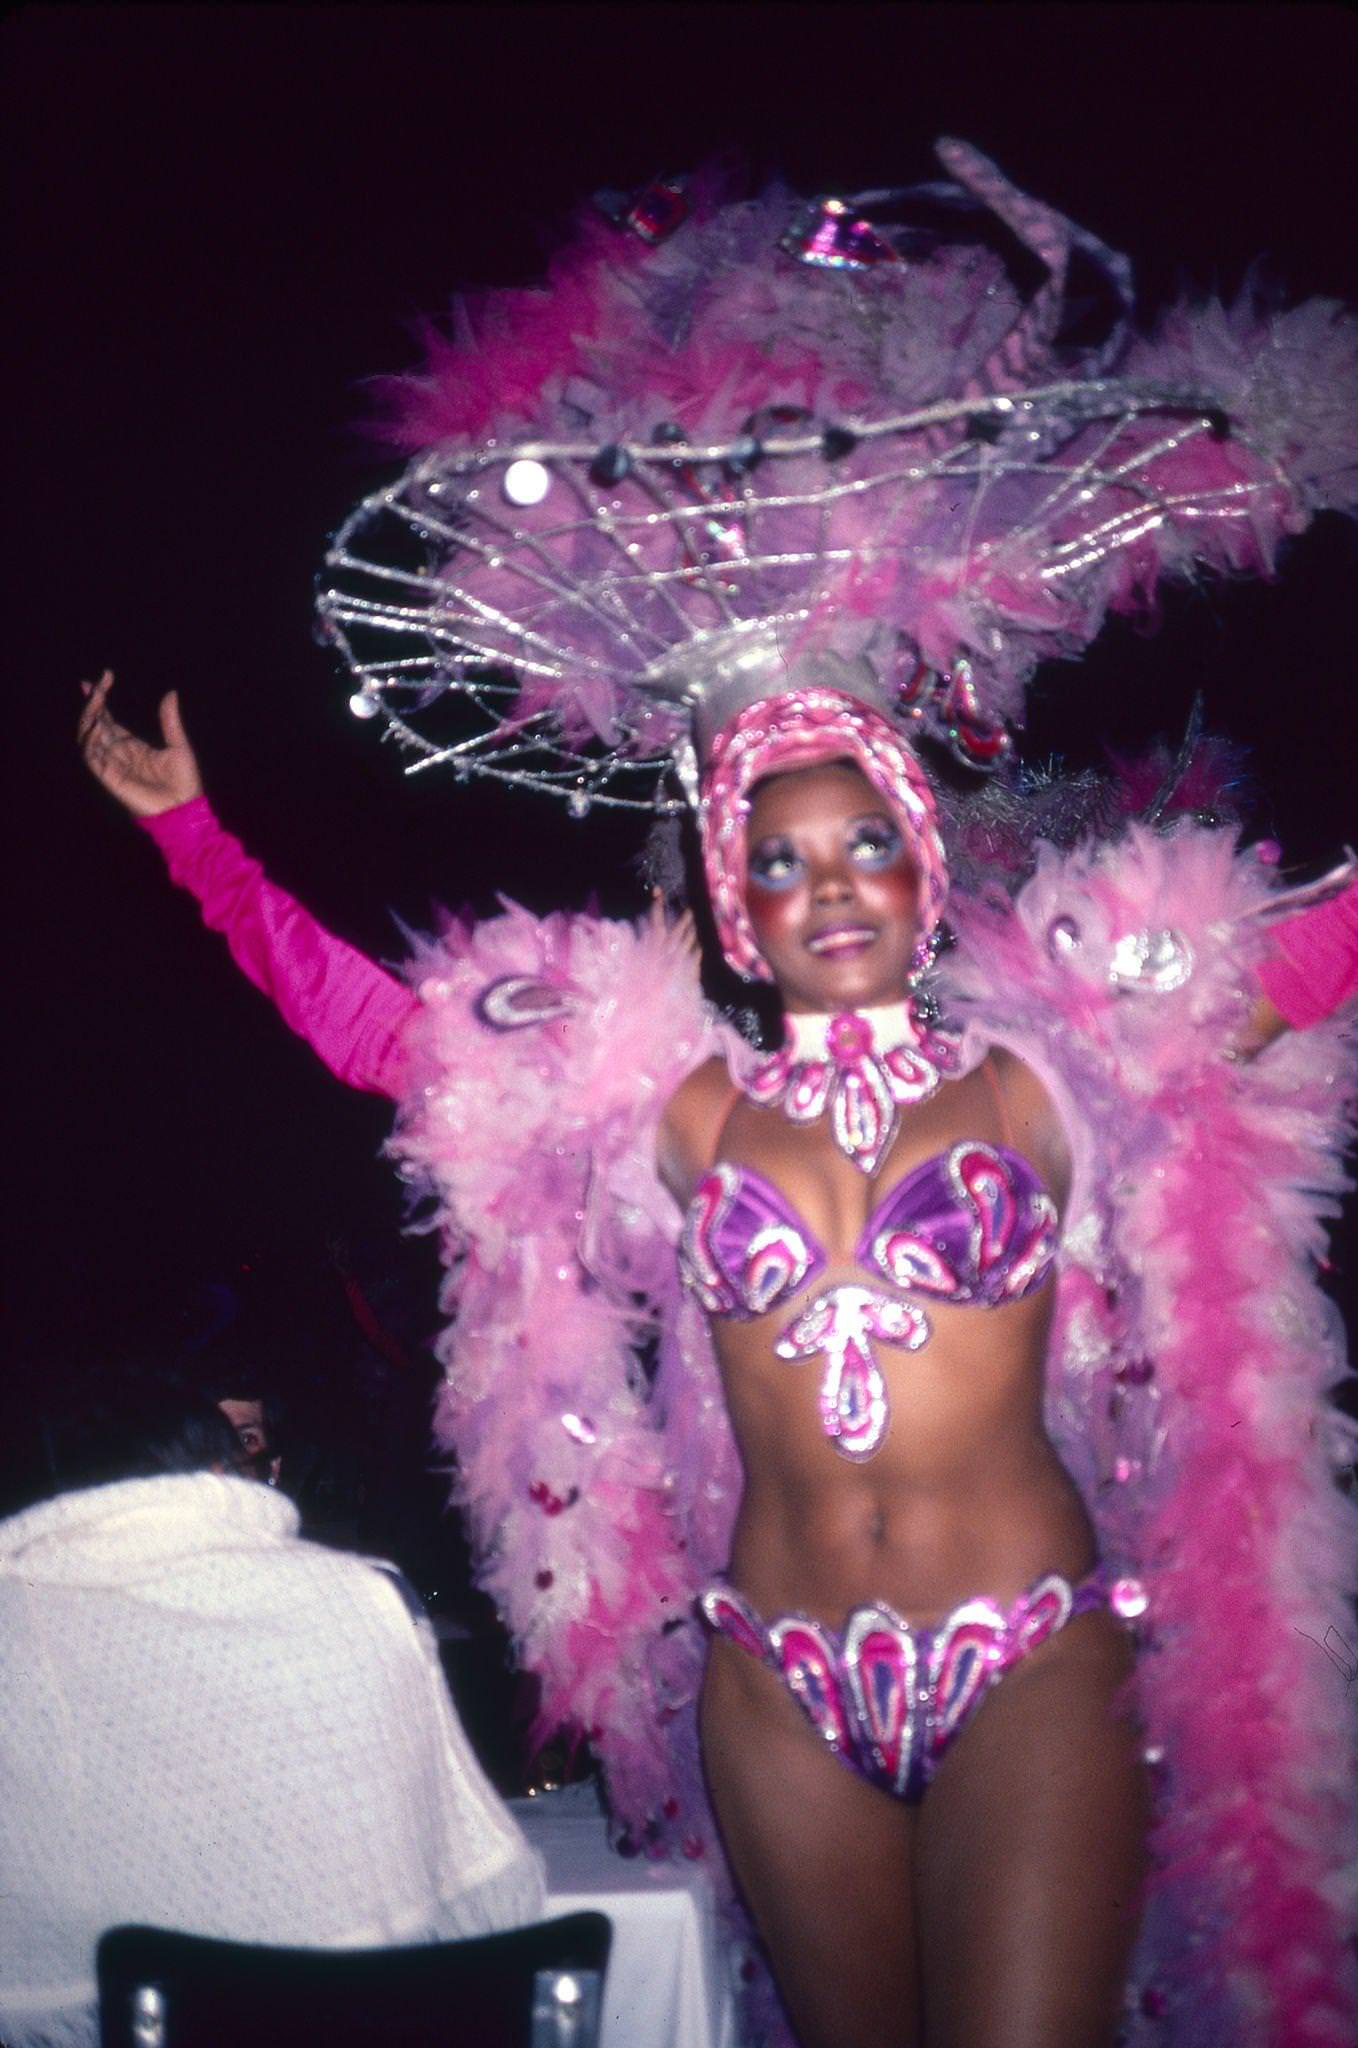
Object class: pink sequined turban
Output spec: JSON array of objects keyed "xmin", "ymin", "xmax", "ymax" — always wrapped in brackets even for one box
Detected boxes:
[{"xmin": 700, "ymin": 687, "xmax": 949, "ymax": 981}]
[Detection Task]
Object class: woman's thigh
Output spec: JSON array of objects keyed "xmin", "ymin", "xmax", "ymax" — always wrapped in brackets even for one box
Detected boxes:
[
  {"xmin": 701, "ymin": 1636, "xmax": 919, "ymax": 2048},
  {"xmin": 913, "ymin": 1614, "xmax": 1147, "ymax": 2048}
]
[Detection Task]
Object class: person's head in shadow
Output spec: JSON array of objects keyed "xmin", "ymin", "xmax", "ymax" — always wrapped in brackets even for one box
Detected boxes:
[
  {"xmin": 165, "ymin": 1278, "xmax": 287, "ymax": 1486},
  {"xmin": 192, "ymin": 1354, "xmax": 283, "ymax": 1487},
  {"xmin": 37, "ymin": 1366, "xmax": 243, "ymax": 1502},
  {"xmin": 186, "ymin": 1316, "xmax": 370, "ymax": 1546}
]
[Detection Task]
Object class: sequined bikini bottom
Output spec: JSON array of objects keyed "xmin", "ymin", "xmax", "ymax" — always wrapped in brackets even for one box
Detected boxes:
[{"xmin": 700, "ymin": 1567, "xmax": 1127, "ymax": 1804}]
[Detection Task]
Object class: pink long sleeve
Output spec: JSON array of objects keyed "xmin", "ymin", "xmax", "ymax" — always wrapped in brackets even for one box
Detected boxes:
[
  {"xmin": 1256, "ymin": 875, "xmax": 1358, "ymax": 1029},
  {"xmin": 139, "ymin": 797, "xmax": 417, "ymax": 1098}
]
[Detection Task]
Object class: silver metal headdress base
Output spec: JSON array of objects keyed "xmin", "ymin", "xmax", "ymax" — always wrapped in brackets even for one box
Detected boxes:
[{"xmin": 318, "ymin": 377, "xmax": 1246, "ymax": 818}]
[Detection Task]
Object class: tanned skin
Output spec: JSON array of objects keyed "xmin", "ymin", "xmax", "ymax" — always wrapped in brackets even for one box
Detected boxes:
[{"xmin": 659, "ymin": 763, "xmax": 1148, "ymax": 2048}]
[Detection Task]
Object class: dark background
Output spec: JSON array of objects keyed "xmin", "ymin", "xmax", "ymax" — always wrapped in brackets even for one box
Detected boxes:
[{"xmin": 6, "ymin": 6, "xmax": 1357, "ymax": 1423}]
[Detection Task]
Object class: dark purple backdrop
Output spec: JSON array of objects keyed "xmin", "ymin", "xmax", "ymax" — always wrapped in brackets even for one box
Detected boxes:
[{"xmin": 7, "ymin": 4, "xmax": 1357, "ymax": 1375}]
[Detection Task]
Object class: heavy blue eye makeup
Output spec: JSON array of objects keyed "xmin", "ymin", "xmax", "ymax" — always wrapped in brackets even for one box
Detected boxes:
[
  {"xmin": 848, "ymin": 817, "xmax": 902, "ymax": 866},
  {"xmin": 748, "ymin": 837, "xmax": 802, "ymax": 890}
]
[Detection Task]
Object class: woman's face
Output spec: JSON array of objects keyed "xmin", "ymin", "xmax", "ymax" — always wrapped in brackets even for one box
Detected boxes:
[{"xmin": 744, "ymin": 761, "xmax": 921, "ymax": 1013}]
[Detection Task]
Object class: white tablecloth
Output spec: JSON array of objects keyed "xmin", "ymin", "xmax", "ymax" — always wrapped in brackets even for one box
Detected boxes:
[{"xmin": 512, "ymin": 1787, "xmax": 736, "ymax": 2048}]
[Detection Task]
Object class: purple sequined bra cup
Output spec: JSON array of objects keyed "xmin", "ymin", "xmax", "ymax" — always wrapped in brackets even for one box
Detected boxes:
[
  {"xmin": 679, "ymin": 1140, "xmax": 1060, "ymax": 1459},
  {"xmin": 700, "ymin": 1569, "xmax": 1122, "ymax": 1802}
]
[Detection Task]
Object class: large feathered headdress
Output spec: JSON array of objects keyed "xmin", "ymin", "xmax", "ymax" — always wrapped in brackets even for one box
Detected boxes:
[{"xmin": 317, "ymin": 139, "xmax": 1357, "ymax": 828}]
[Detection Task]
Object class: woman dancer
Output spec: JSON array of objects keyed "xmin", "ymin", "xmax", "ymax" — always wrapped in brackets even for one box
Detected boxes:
[{"xmin": 80, "ymin": 142, "xmax": 1358, "ymax": 2046}]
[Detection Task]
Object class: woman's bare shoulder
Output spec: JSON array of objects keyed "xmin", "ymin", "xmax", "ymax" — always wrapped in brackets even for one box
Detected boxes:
[
  {"xmin": 658, "ymin": 1055, "xmax": 736, "ymax": 1199},
  {"xmin": 986, "ymin": 1044, "xmax": 1072, "ymax": 1201}
]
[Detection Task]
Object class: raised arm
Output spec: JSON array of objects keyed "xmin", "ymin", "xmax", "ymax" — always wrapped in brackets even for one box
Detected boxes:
[
  {"xmin": 78, "ymin": 672, "xmax": 417, "ymax": 1098},
  {"xmin": 1237, "ymin": 872, "xmax": 1358, "ymax": 1056},
  {"xmin": 78, "ymin": 669, "xmax": 203, "ymax": 818},
  {"xmin": 1256, "ymin": 878, "xmax": 1358, "ymax": 1025}
]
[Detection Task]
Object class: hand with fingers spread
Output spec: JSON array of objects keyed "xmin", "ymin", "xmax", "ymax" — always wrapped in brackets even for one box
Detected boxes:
[{"xmin": 77, "ymin": 670, "xmax": 203, "ymax": 818}]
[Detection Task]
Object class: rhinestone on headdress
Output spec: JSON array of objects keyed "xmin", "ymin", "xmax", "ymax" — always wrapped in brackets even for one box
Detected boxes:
[
  {"xmin": 593, "ymin": 176, "xmax": 689, "ymax": 245},
  {"xmin": 781, "ymin": 196, "xmax": 902, "ymax": 271}
]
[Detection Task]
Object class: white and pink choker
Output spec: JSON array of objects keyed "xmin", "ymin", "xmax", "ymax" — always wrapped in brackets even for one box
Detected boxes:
[{"xmin": 742, "ymin": 1000, "xmax": 960, "ymax": 1175}]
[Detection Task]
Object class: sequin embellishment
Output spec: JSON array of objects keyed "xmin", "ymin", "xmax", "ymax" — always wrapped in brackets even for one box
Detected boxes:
[
  {"xmin": 678, "ymin": 1142, "xmax": 1058, "ymax": 1461},
  {"xmin": 775, "ymin": 1285, "xmax": 929, "ymax": 1460},
  {"xmin": 744, "ymin": 1008, "xmax": 959, "ymax": 1176},
  {"xmin": 679, "ymin": 1162, "xmax": 824, "ymax": 1318},
  {"xmin": 864, "ymin": 1142, "xmax": 1059, "ymax": 1307},
  {"xmin": 701, "ymin": 1570, "xmax": 1121, "ymax": 1801}
]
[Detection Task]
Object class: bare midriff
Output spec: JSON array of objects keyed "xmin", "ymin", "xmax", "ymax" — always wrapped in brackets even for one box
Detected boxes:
[
  {"xmin": 683, "ymin": 1052, "xmax": 1095, "ymax": 1626},
  {"xmin": 717, "ymin": 1285, "xmax": 1097, "ymax": 1624}
]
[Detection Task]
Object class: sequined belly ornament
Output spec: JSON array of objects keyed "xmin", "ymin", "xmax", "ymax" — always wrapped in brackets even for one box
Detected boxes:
[{"xmin": 773, "ymin": 1285, "xmax": 929, "ymax": 1460}]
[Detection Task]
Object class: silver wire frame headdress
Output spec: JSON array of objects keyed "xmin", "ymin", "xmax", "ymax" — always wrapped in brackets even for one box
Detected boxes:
[{"xmin": 316, "ymin": 139, "xmax": 1357, "ymax": 818}]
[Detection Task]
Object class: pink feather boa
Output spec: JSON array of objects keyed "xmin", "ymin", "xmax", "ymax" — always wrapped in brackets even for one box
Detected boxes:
[
  {"xmin": 391, "ymin": 830, "xmax": 1358, "ymax": 2044},
  {"xmin": 946, "ymin": 825, "xmax": 1358, "ymax": 2042},
  {"xmin": 390, "ymin": 904, "xmax": 739, "ymax": 1854}
]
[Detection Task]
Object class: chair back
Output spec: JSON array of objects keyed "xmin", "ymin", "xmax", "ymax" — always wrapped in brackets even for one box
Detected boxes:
[{"xmin": 97, "ymin": 1911, "xmax": 611, "ymax": 2048}]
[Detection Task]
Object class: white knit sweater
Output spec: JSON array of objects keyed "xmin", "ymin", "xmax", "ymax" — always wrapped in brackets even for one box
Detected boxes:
[{"xmin": 0, "ymin": 1473, "xmax": 545, "ymax": 2048}]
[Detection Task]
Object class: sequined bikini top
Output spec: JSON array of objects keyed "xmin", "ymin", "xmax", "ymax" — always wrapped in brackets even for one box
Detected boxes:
[
  {"xmin": 680, "ymin": 1142, "xmax": 1058, "ymax": 1320},
  {"xmin": 678, "ymin": 1142, "xmax": 1060, "ymax": 1461}
]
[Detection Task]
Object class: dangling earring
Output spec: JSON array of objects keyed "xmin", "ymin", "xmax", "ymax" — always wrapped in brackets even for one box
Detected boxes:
[
  {"xmin": 905, "ymin": 928, "xmax": 940, "ymax": 984},
  {"xmin": 906, "ymin": 926, "xmax": 945, "ymax": 1026}
]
